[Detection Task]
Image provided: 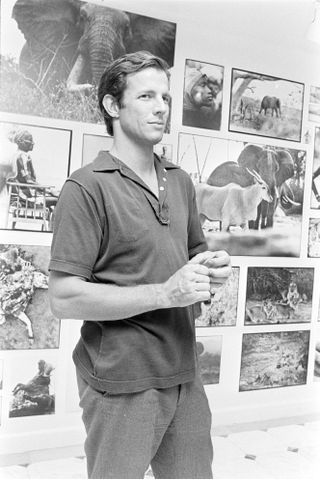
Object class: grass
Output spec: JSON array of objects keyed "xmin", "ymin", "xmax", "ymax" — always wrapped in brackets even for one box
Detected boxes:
[{"xmin": 0, "ymin": 56, "xmax": 103, "ymax": 124}]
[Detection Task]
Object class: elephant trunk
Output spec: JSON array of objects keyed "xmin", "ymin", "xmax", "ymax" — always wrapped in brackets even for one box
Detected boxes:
[
  {"xmin": 87, "ymin": 26, "xmax": 127, "ymax": 85},
  {"xmin": 66, "ymin": 6, "xmax": 131, "ymax": 91}
]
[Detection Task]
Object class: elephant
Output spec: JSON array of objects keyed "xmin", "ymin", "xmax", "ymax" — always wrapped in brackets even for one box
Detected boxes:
[
  {"xmin": 12, "ymin": 0, "xmax": 176, "ymax": 92},
  {"xmin": 207, "ymin": 144, "xmax": 295, "ymax": 229},
  {"xmin": 259, "ymin": 95, "xmax": 281, "ymax": 117}
]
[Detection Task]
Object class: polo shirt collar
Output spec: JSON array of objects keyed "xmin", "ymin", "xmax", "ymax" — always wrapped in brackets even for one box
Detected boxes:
[
  {"xmin": 92, "ymin": 150, "xmax": 179, "ymax": 172},
  {"xmin": 92, "ymin": 151, "xmax": 179, "ymax": 226}
]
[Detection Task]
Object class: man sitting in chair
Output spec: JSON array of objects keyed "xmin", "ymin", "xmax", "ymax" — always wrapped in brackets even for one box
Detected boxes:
[{"xmin": 12, "ymin": 130, "xmax": 59, "ymax": 211}]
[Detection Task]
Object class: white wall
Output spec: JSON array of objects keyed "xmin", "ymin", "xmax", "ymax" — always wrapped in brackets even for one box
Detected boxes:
[{"xmin": 1, "ymin": 0, "xmax": 320, "ymax": 463}]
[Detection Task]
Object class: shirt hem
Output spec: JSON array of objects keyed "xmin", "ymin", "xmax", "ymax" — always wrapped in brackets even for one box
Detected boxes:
[{"xmin": 74, "ymin": 351, "xmax": 196, "ymax": 394}]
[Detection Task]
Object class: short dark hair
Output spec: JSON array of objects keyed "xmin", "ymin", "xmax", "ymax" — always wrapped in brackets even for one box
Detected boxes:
[{"xmin": 98, "ymin": 51, "xmax": 170, "ymax": 136}]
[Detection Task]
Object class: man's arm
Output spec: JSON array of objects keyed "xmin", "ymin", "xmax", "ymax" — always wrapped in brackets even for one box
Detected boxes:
[{"xmin": 49, "ymin": 253, "xmax": 217, "ymax": 321}]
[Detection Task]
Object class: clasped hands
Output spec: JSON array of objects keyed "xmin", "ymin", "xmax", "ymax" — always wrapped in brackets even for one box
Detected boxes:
[{"xmin": 162, "ymin": 250, "xmax": 232, "ymax": 308}]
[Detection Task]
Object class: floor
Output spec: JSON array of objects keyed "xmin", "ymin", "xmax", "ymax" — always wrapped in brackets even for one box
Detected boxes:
[{"xmin": 1, "ymin": 421, "xmax": 319, "ymax": 478}]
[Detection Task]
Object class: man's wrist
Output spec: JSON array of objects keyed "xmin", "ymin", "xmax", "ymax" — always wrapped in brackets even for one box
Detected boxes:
[{"xmin": 152, "ymin": 283, "xmax": 169, "ymax": 310}]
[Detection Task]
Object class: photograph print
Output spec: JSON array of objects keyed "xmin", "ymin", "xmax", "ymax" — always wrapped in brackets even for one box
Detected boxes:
[
  {"xmin": 311, "ymin": 126, "xmax": 320, "ymax": 209},
  {"xmin": 0, "ymin": 244, "xmax": 60, "ymax": 350},
  {"xmin": 195, "ymin": 267, "xmax": 239, "ymax": 327},
  {"xmin": 239, "ymin": 330, "xmax": 310, "ymax": 391},
  {"xmin": 308, "ymin": 218, "xmax": 320, "ymax": 257},
  {"xmin": 309, "ymin": 85, "xmax": 320, "ymax": 123},
  {"xmin": 314, "ymin": 332, "xmax": 320, "ymax": 381},
  {"xmin": 178, "ymin": 133, "xmax": 305, "ymax": 256},
  {"xmin": 9, "ymin": 355, "xmax": 55, "ymax": 417},
  {"xmin": 0, "ymin": 121, "xmax": 71, "ymax": 232},
  {"xmin": 196, "ymin": 335, "xmax": 222, "ymax": 385},
  {"xmin": 0, "ymin": 0, "xmax": 176, "ymax": 125},
  {"xmin": 183, "ymin": 59, "xmax": 224, "ymax": 131},
  {"xmin": 229, "ymin": 68, "xmax": 304, "ymax": 142},
  {"xmin": 245, "ymin": 267, "xmax": 314, "ymax": 325}
]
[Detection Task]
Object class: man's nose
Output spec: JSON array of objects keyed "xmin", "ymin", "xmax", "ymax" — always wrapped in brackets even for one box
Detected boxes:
[{"xmin": 154, "ymin": 97, "xmax": 168, "ymax": 114}]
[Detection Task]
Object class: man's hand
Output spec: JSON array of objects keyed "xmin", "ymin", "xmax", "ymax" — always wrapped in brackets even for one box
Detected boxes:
[
  {"xmin": 189, "ymin": 250, "xmax": 232, "ymax": 294},
  {"xmin": 161, "ymin": 260, "xmax": 211, "ymax": 308},
  {"xmin": 160, "ymin": 250, "xmax": 231, "ymax": 309}
]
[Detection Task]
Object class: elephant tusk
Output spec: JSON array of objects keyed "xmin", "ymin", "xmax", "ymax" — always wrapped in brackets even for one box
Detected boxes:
[
  {"xmin": 67, "ymin": 53, "xmax": 94, "ymax": 92},
  {"xmin": 282, "ymin": 194, "xmax": 301, "ymax": 206}
]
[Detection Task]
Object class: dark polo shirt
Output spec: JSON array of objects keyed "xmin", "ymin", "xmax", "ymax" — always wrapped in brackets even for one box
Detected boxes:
[{"xmin": 50, "ymin": 151, "xmax": 207, "ymax": 394}]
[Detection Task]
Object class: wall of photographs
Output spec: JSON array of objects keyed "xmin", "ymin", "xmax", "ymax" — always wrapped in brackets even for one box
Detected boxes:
[{"xmin": 1, "ymin": 0, "xmax": 320, "ymax": 461}]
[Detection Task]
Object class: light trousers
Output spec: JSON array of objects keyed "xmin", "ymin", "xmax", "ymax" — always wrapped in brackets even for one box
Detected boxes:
[{"xmin": 77, "ymin": 371, "xmax": 213, "ymax": 479}]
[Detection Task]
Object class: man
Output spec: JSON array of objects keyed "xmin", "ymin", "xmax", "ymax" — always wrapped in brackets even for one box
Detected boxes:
[
  {"xmin": 12, "ymin": 129, "xmax": 59, "ymax": 212},
  {"xmin": 183, "ymin": 66, "xmax": 221, "ymax": 130},
  {"xmin": 49, "ymin": 51, "xmax": 231, "ymax": 479}
]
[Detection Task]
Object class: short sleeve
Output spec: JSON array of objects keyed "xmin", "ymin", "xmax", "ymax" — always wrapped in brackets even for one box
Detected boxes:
[
  {"xmin": 186, "ymin": 178, "xmax": 207, "ymax": 259},
  {"xmin": 49, "ymin": 179, "xmax": 104, "ymax": 280}
]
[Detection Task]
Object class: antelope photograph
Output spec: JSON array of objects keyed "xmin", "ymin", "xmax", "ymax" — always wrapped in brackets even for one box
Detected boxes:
[{"xmin": 178, "ymin": 133, "xmax": 305, "ymax": 256}]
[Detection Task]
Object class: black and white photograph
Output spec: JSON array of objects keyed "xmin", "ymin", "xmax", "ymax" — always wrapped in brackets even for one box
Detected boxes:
[
  {"xmin": 308, "ymin": 218, "xmax": 320, "ymax": 257},
  {"xmin": 178, "ymin": 133, "xmax": 305, "ymax": 256},
  {"xmin": 9, "ymin": 356, "xmax": 55, "ymax": 417},
  {"xmin": 82, "ymin": 133, "xmax": 114, "ymax": 167},
  {"xmin": 182, "ymin": 59, "xmax": 223, "ymax": 131},
  {"xmin": 0, "ymin": 244, "xmax": 60, "ymax": 350},
  {"xmin": 195, "ymin": 267, "xmax": 239, "ymax": 327},
  {"xmin": 309, "ymin": 85, "xmax": 320, "ymax": 123},
  {"xmin": 239, "ymin": 331, "xmax": 310, "ymax": 391},
  {"xmin": 311, "ymin": 126, "xmax": 320, "ymax": 209},
  {"xmin": 196, "ymin": 335, "xmax": 222, "ymax": 385},
  {"xmin": 0, "ymin": 0, "xmax": 176, "ymax": 125},
  {"xmin": 314, "ymin": 334, "xmax": 320, "ymax": 381},
  {"xmin": 229, "ymin": 68, "xmax": 304, "ymax": 142},
  {"xmin": 245, "ymin": 267, "xmax": 314, "ymax": 325},
  {"xmin": 153, "ymin": 143, "xmax": 173, "ymax": 162},
  {"xmin": 0, "ymin": 121, "xmax": 71, "ymax": 232}
]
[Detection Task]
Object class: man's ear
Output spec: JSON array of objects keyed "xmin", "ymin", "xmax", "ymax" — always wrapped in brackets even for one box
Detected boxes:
[{"xmin": 102, "ymin": 94, "xmax": 120, "ymax": 118}]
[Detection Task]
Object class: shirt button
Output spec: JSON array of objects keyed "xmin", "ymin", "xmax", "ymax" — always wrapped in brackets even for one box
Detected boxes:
[
  {"xmin": 159, "ymin": 186, "xmax": 165, "ymax": 191},
  {"xmin": 163, "ymin": 177, "xmax": 167, "ymax": 182}
]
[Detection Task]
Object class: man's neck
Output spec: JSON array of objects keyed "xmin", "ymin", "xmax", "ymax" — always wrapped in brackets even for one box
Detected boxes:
[{"xmin": 110, "ymin": 138, "xmax": 155, "ymax": 177}]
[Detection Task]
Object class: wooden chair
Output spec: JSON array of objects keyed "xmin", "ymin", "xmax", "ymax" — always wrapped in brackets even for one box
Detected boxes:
[{"xmin": 6, "ymin": 180, "xmax": 55, "ymax": 231}]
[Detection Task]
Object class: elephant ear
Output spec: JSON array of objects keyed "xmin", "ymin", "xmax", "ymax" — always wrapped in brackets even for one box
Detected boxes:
[
  {"xmin": 12, "ymin": 0, "xmax": 81, "ymax": 42},
  {"xmin": 275, "ymin": 150, "xmax": 295, "ymax": 186},
  {"xmin": 126, "ymin": 12, "xmax": 176, "ymax": 67},
  {"xmin": 237, "ymin": 144, "xmax": 264, "ymax": 170}
]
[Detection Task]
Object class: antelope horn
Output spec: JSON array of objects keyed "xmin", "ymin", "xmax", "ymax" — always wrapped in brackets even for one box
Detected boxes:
[{"xmin": 246, "ymin": 168, "xmax": 264, "ymax": 184}]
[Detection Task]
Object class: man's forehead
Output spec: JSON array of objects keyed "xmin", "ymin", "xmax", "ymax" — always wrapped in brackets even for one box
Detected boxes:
[{"xmin": 126, "ymin": 67, "xmax": 169, "ymax": 87}]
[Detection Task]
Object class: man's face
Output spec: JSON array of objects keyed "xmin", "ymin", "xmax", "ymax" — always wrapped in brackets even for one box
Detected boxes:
[
  {"xmin": 191, "ymin": 76, "xmax": 213, "ymax": 107},
  {"xmin": 117, "ymin": 67, "xmax": 170, "ymax": 145}
]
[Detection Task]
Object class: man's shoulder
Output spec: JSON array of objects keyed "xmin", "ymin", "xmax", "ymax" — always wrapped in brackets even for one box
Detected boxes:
[{"xmin": 67, "ymin": 151, "xmax": 114, "ymax": 185}]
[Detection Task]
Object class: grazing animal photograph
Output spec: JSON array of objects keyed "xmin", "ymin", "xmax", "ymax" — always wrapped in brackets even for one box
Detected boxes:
[
  {"xmin": 229, "ymin": 68, "xmax": 304, "ymax": 141},
  {"xmin": 10, "ymin": 358, "xmax": 55, "ymax": 417},
  {"xmin": 0, "ymin": 244, "xmax": 60, "ymax": 350},
  {"xmin": 245, "ymin": 266, "xmax": 313, "ymax": 325},
  {"xmin": 178, "ymin": 133, "xmax": 305, "ymax": 256}
]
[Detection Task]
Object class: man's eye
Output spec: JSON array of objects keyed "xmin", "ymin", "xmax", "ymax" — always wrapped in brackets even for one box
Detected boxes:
[
  {"xmin": 140, "ymin": 94, "xmax": 151, "ymax": 99},
  {"xmin": 163, "ymin": 96, "xmax": 170, "ymax": 104}
]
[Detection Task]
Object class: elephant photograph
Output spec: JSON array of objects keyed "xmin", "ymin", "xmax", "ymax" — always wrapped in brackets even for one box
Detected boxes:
[
  {"xmin": 229, "ymin": 68, "xmax": 304, "ymax": 142},
  {"xmin": 0, "ymin": 0, "xmax": 176, "ymax": 124},
  {"xmin": 177, "ymin": 133, "xmax": 305, "ymax": 256}
]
